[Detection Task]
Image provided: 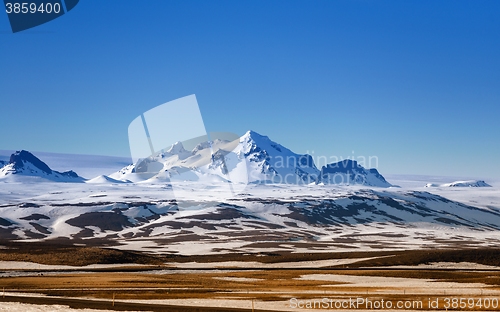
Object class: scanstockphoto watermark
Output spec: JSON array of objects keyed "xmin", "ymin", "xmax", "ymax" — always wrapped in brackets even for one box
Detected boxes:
[
  {"xmin": 289, "ymin": 297, "xmax": 424, "ymax": 310},
  {"xmin": 253, "ymin": 152, "xmax": 379, "ymax": 171},
  {"xmin": 289, "ymin": 297, "xmax": 500, "ymax": 310}
]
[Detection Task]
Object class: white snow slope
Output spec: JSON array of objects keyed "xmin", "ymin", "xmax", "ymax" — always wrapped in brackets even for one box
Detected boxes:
[{"xmin": 1, "ymin": 180, "xmax": 500, "ymax": 254}]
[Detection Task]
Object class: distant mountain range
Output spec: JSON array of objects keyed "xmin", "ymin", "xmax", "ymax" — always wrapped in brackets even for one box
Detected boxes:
[
  {"xmin": 0, "ymin": 131, "xmax": 493, "ymax": 189},
  {"xmin": 0, "ymin": 132, "xmax": 498, "ymax": 252},
  {"xmin": 109, "ymin": 130, "xmax": 392, "ymax": 187}
]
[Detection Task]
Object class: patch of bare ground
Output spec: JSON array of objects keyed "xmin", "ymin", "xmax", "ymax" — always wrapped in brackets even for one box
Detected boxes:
[
  {"xmin": 1, "ymin": 269, "xmax": 500, "ymax": 312},
  {"xmin": 3, "ymin": 241, "xmax": 500, "ymax": 269},
  {"xmin": 0, "ymin": 270, "xmax": 341, "ymax": 300},
  {"xmin": 2, "ymin": 242, "xmax": 500, "ymax": 312},
  {"xmin": 166, "ymin": 249, "xmax": 400, "ymax": 264},
  {"xmin": 0, "ymin": 241, "xmax": 164, "ymax": 266},
  {"xmin": 0, "ymin": 296, "xmax": 275, "ymax": 312},
  {"xmin": 310, "ymin": 269, "xmax": 500, "ymax": 286},
  {"xmin": 347, "ymin": 248, "xmax": 500, "ymax": 268}
]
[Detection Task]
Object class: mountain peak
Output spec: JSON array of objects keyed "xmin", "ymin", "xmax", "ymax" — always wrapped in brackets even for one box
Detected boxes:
[
  {"xmin": 10, "ymin": 150, "xmax": 52, "ymax": 174},
  {"xmin": 242, "ymin": 130, "xmax": 268, "ymax": 141},
  {"xmin": 109, "ymin": 130, "xmax": 392, "ymax": 187},
  {"xmin": 166, "ymin": 141, "xmax": 188, "ymax": 155}
]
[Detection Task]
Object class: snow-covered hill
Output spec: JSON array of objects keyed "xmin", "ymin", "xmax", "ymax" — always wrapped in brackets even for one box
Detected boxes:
[
  {"xmin": 0, "ymin": 150, "xmax": 84, "ymax": 182},
  {"xmin": 426, "ymin": 180, "xmax": 492, "ymax": 188},
  {"xmin": 86, "ymin": 175, "xmax": 131, "ymax": 184},
  {"xmin": 110, "ymin": 130, "xmax": 390, "ymax": 187},
  {"xmin": 1, "ymin": 182, "xmax": 500, "ymax": 254}
]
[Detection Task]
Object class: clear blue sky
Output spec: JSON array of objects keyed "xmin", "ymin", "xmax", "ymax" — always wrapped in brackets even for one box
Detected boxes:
[{"xmin": 1, "ymin": 0, "xmax": 499, "ymax": 179}]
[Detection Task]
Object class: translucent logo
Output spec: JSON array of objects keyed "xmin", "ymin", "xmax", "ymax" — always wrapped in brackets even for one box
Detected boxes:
[{"xmin": 128, "ymin": 95, "xmax": 249, "ymax": 205}]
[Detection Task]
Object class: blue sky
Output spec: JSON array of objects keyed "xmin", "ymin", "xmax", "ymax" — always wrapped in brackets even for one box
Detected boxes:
[{"xmin": 1, "ymin": 0, "xmax": 499, "ymax": 179}]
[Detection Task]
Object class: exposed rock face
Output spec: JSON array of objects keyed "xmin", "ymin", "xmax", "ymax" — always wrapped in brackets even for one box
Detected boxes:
[{"xmin": 10, "ymin": 150, "xmax": 53, "ymax": 174}]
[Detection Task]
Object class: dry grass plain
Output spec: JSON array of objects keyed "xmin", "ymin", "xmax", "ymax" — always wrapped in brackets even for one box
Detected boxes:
[{"xmin": 1, "ymin": 242, "xmax": 500, "ymax": 311}]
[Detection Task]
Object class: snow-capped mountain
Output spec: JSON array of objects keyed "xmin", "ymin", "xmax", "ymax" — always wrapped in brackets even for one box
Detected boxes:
[
  {"xmin": 227, "ymin": 130, "xmax": 320, "ymax": 184},
  {"xmin": 0, "ymin": 150, "xmax": 84, "ymax": 182},
  {"xmin": 426, "ymin": 180, "xmax": 492, "ymax": 188},
  {"xmin": 319, "ymin": 159, "xmax": 391, "ymax": 187},
  {"xmin": 111, "ymin": 130, "xmax": 390, "ymax": 187}
]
